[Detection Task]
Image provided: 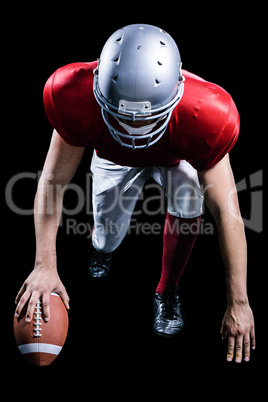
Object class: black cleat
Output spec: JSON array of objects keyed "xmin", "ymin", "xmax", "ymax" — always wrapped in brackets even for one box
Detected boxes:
[
  {"xmin": 153, "ymin": 285, "xmax": 185, "ymax": 337},
  {"xmin": 88, "ymin": 249, "xmax": 112, "ymax": 278}
]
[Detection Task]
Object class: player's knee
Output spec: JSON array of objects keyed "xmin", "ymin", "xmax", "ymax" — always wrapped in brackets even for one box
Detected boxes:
[
  {"xmin": 92, "ymin": 236, "xmax": 118, "ymax": 254},
  {"xmin": 96, "ymin": 244, "xmax": 117, "ymax": 254}
]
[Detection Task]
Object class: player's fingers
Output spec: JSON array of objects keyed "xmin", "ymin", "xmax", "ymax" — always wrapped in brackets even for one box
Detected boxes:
[
  {"xmin": 235, "ymin": 334, "xmax": 243, "ymax": 363},
  {"xmin": 14, "ymin": 289, "xmax": 31, "ymax": 318},
  {"xmin": 15, "ymin": 282, "xmax": 27, "ymax": 305},
  {"xmin": 25, "ymin": 292, "xmax": 40, "ymax": 322},
  {"xmin": 57, "ymin": 286, "xmax": 70, "ymax": 310},
  {"xmin": 226, "ymin": 334, "xmax": 235, "ymax": 362},
  {"xmin": 250, "ymin": 326, "xmax": 256, "ymax": 351},
  {"xmin": 42, "ymin": 292, "xmax": 51, "ymax": 322},
  {"xmin": 243, "ymin": 333, "xmax": 251, "ymax": 362},
  {"xmin": 220, "ymin": 324, "xmax": 228, "ymax": 340}
]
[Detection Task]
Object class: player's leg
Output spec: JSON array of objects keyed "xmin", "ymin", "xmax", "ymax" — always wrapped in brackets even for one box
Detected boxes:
[
  {"xmin": 89, "ymin": 151, "xmax": 147, "ymax": 277},
  {"xmin": 152, "ymin": 160, "xmax": 203, "ymax": 336},
  {"xmin": 156, "ymin": 160, "xmax": 203, "ymax": 292}
]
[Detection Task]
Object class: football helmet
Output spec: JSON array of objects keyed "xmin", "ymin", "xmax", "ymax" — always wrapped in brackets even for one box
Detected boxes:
[{"xmin": 93, "ymin": 24, "xmax": 184, "ymax": 149}]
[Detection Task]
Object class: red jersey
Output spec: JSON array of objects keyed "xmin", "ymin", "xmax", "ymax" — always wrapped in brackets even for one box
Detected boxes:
[{"xmin": 43, "ymin": 61, "xmax": 239, "ymax": 171}]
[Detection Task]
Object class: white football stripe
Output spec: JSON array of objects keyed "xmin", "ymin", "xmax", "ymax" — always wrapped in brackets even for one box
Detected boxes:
[{"xmin": 18, "ymin": 343, "xmax": 62, "ymax": 355}]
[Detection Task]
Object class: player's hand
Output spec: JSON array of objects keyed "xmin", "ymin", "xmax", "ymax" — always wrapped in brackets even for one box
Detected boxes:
[
  {"xmin": 15, "ymin": 266, "xmax": 70, "ymax": 323},
  {"xmin": 220, "ymin": 302, "xmax": 255, "ymax": 363}
]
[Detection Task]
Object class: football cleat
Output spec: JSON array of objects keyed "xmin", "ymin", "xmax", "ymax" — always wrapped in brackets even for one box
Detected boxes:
[
  {"xmin": 88, "ymin": 249, "xmax": 112, "ymax": 278},
  {"xmin": 153, "ymin": 285, "xmax": 185, "ymax": 337}
]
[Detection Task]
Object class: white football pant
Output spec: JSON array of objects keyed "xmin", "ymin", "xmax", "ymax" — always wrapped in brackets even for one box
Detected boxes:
[{"xmin": 90, "ymin": 150, "xmax": 204, "ymax": 253}]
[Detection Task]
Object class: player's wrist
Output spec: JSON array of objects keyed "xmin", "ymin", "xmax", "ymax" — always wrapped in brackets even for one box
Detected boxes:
[
  {"xmin": 226, "ymin": 292, "xmax": 249, "ymax": 307},
  {"xmin": 34, "ymin": 255, "xmax": 57, "ymax": 271}
]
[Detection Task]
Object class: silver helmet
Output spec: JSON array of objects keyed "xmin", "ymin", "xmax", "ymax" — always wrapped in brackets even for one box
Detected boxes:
[{"xmin": 93, "ymin": 24, "xmax": 184, "ymax": 149}]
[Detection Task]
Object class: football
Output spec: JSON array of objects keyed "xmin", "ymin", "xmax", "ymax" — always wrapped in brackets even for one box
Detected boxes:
[{"xmin": 13, "ymin": 293, "xmax": 69, "ymax": 366}]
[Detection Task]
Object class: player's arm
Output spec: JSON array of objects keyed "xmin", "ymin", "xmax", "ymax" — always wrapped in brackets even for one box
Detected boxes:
[
  {"xmin": 15, "ymin": 130, "xmax": 85, "ymax": 322},
  {"xmin": 198, "ymin": 154, "xmax": 255, "ymax": 362}
]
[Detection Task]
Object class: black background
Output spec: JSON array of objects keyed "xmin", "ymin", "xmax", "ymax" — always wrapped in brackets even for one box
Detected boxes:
[{"xmin": 4, "ymin": 4, "xmax": 265, "ymax": 392}]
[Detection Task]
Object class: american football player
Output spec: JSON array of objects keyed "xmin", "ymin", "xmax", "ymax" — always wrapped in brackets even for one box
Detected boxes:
[{"xmin": 15, "ymin": 24, "xmax": 255, "ymax": 363}]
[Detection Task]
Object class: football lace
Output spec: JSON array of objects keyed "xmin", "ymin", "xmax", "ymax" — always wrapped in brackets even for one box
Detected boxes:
[{"xmin": 33, "ymin": 298, "xmax": 42, "ymax": 337}]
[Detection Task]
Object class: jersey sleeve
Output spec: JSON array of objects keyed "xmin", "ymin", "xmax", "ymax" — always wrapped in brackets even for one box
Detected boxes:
[
  {"xmin": 43, "ymin": 71, "xmax": 74, "ymax": 145},
  {"xmin": 43, "ymin": 62, "xmax": 99, "ymax": 147},
  {"xmin": 189, "ymin": 96, "xmax": 240, "ymax": 171}
]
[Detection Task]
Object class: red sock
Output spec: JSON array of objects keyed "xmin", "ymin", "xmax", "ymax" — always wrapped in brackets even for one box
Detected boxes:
[{"xmin": 156, "ymin": 212, "xmax": 201, "ymax": 294}]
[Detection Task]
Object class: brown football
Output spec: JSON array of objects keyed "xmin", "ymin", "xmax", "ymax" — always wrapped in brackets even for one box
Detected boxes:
[{"xmin": 14, "ymin": 293, "xmax": 69, "ymax": 366}]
